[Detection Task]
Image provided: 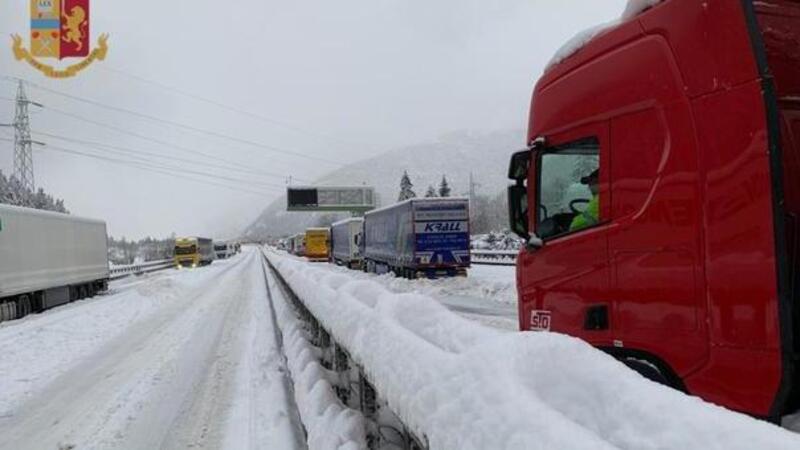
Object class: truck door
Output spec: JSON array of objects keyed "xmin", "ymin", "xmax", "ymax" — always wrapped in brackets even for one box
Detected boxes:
[{"xmin": 517, "ymin": 123, "xmax": 611, "ymax": 342}]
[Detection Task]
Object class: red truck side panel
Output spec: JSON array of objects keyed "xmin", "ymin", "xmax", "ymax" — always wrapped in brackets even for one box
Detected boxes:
[
  {"xmin": 610, "ymin": 104, "xmax": 709, "ymax": 377},
  {"xmin": 638, "ymin": 0, "xmax": 759, "ymax": 98},
  {"xmin": 686, "ymin": 81, "xmax": 782, "ymax": 414}
]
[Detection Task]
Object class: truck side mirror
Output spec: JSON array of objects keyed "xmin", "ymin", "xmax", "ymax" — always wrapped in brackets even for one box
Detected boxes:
[
  {"xmin": 508, "ymin": 150, "xmax": 531, "ymax": 181},
  {"xmin": 508, "ymin": 184, "xmax": 530, "ymax": 241}
]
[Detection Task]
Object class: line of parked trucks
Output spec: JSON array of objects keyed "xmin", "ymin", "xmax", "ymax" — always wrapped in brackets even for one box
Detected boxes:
[
  {"xmin": 173, "ymin": 237, "xmax": 241, "ymax": 269},
  {"xmin": 285, "ymin": 197, "xmax": 471, "ymax": 279}
]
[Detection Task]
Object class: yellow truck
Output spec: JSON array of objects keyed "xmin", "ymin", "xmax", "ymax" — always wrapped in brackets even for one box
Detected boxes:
[
  {"xmin": 304, "ymin": 228, "xmax": 330, "ymax": 262},
  {"xmin": 174, "ymin": 237, "xmax": 215, "ymax": 268}
]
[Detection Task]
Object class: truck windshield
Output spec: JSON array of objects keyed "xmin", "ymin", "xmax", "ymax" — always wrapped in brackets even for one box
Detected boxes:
[{"xmin": 175, "ymin": 245, "xmax": 197, "ymax": 255}]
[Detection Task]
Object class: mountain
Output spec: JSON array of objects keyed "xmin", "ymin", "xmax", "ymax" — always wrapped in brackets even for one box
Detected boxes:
[{"xmin": 243, "ymin": 129, "xmax": 524, "ymax": 239}]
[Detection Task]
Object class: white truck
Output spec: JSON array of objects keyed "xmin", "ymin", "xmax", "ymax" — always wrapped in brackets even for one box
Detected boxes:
[
  {"xmin": 0, "ymin": 204, "xmax": 110, "ymax": 322},
  {"xmin": 330, "ymin": 217, "xmax": 363, "ymax": 269},
  {"xmin": 213, "ymin": 241, "xmax": 235, "ymax": 260}
]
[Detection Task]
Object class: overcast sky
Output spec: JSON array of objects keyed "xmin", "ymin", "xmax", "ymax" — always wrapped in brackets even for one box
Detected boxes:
[{"xmin": 0, "ymin": 0, "xmax": 625, "ymax": 240}]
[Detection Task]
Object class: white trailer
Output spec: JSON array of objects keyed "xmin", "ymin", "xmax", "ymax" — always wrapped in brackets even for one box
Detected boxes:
[
  {"xmin": 0, "ymin": 204, "xmax": 110, "ymax": 322},
  {"xmin": 330, "ymin": 217, "xmax": 363, "ymax": 269},
  {"xmin": 214, "ymin": 241, "xmax": 229, "ymax": 260},
  {"xmin": 213, "ymin": 241, "xmax": 236, "ymax": 260}
]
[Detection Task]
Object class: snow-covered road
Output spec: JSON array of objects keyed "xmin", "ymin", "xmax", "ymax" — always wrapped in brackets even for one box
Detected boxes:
[
  {"xmin": 0, "ymin": 249, "xmax": 305, "ymax": 450},
  {"xmin": 3, "ymin": 247, "xmax": 798, "ymax": 449}
]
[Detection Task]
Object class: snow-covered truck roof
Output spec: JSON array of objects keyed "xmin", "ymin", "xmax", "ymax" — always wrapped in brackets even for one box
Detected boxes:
[{"xmin": 545, "ymin": 0, "xmax": 664, "ymax": 72}]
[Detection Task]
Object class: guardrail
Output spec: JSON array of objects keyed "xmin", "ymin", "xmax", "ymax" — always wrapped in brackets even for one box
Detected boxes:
[
  {"xmin": 109, "ymin": 259, "xmax": 174, "ymax": 280},
  {"xmin": 265, "ymin": 252, "xmax": 427, "ymax": 450},
  {"xmin": 471, "ymin": 249, "xmax": 518, "ymax": 266}
]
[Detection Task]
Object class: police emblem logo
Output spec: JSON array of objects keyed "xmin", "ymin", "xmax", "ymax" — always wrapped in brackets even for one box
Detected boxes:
[{"xmin": 11, "ymin": 0, "xmax": 109, "ymax": 78}]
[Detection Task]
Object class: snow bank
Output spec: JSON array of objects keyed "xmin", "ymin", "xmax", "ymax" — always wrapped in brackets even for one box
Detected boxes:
[
  {"xmin": 471, "ymin": 232, "xmax": 522, "ymax": 251},
  {"xmin": 268, "ymin": 267, "xmax": 367, "ymax": 450},
  {"xmin": 286, "ymin": 251, "xmax": 517, "ymax": 307},
  {"xmin": 268, "ymin": 252, "xmax": 800, "ymax": 450},
  {"xmin": 365, "ymin": 266, "xmax": 517, "ymax": 308},
  {"xmin": 546, "ymin": 0, "xmax": 663, "ymax": 71}
]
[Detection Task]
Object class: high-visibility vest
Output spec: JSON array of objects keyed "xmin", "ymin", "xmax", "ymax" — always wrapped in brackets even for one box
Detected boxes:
[{"xmin": 570, "ymin": 195, "xmax": 599, "ymax": 231}]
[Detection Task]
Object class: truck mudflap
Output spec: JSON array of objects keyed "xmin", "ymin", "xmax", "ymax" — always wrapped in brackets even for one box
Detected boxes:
[{"xmin": 742, "ymin": 0, "xmax": 800, "ymax": 418}]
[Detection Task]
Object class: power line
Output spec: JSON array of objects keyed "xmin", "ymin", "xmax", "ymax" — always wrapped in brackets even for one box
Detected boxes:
[
  {"xmin": 43, "ymin": 141, "xmax": 285, "ymax": 191},
  {"xmin": 17, "ymin": 77, "xmax": 341, "ymax": 165},
  {"xmin": 41, "ymin": 104, "xmax": 305, "ymax": 180},
  {"xmin": 35, "ymin": 133, "xmax": 288, "ymax": 189},
  {"xmin": 47, "ymin": 147, "xmax": 273, "ymax": 196},
  {"xmin": 4, "ymin": 76, "xmax": 318, "ymax": 182},
  {"xmin": 33, "ymin": 130, "xmax": 305, "ymax": 183},
  {"xmin": 0, "ymin": 136, "xmax": 276, "ymax": 196},
  {"xmin": 96, "ymin": 65, "xmax": 368, "ymax": 150}
]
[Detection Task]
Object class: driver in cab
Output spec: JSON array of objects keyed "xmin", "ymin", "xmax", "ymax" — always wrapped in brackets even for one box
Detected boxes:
[{"xmin": 570, "ymin": 169, "xmax": 599, "ymax": 231}]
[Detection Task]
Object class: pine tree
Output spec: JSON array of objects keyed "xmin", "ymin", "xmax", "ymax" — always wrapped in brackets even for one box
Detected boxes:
[
  {"xmin": 438, "ymin": 175, "xmax": 451, "ymax": 198},
  {"xmin": 0, "ymin": 170, "xmax": 69, "ymax": 213},
  {"xmin": 0, "ymin": 171, "xmax": 9, "ymax": 204},
  {"xmin": 398, "ymin": 171, "xmax": 417, "ymax": 201},
  {"xmin": 425, "ymin": 185, "xmax": 437, "ymax": 198}
]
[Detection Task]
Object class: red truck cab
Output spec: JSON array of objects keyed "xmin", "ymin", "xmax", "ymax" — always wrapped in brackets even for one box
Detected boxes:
[{"xmin": 508, "ymin": 0, "xmax": 800, "ymax": 420}]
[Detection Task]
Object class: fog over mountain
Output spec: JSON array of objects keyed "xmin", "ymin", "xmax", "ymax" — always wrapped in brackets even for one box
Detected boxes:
[{"xmin": 244, "ymin": 130, "xmax": 523, "ymax": 239}]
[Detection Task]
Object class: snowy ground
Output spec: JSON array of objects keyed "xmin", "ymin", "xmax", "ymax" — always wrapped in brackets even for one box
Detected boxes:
[
  {"xmin": 2, "ymin": 246, "xmax": 798, "ymax": 449},
  {"xmin": 0, "ymin": 248, "xmax": 306, "ymax": 450}
]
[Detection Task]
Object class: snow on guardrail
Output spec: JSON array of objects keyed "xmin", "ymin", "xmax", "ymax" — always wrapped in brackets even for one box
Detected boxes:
[
  {"xmin": 109, "ymin": 259, "xmax": 174, "ymax": 280},
  {"xmin": 266, "ymin": 250, "xmax": 800, "ymax": 450},
  {"xmin": 470, "ymin": 249, "xmax": 517, "ymax": 266},
  {"xmin": 266, "ymin": 262, "xmax": 367, "ymax": 450}
]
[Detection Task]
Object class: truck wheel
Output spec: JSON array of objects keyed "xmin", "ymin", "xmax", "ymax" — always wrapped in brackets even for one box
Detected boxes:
[
  {"xmin": 623, "ymin": 357, "xmax": 671, "ymax": 387},
  {"xmin": 18, "ymin": 295, "xmax": 31, "ymax": 318},
  {"xmin": 87, "ymin": 284, "xmax": 96, "ymax": 298},
  {"xmin": 79, "ymin": 286, "xmax": 88, "ymax": 301}
]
